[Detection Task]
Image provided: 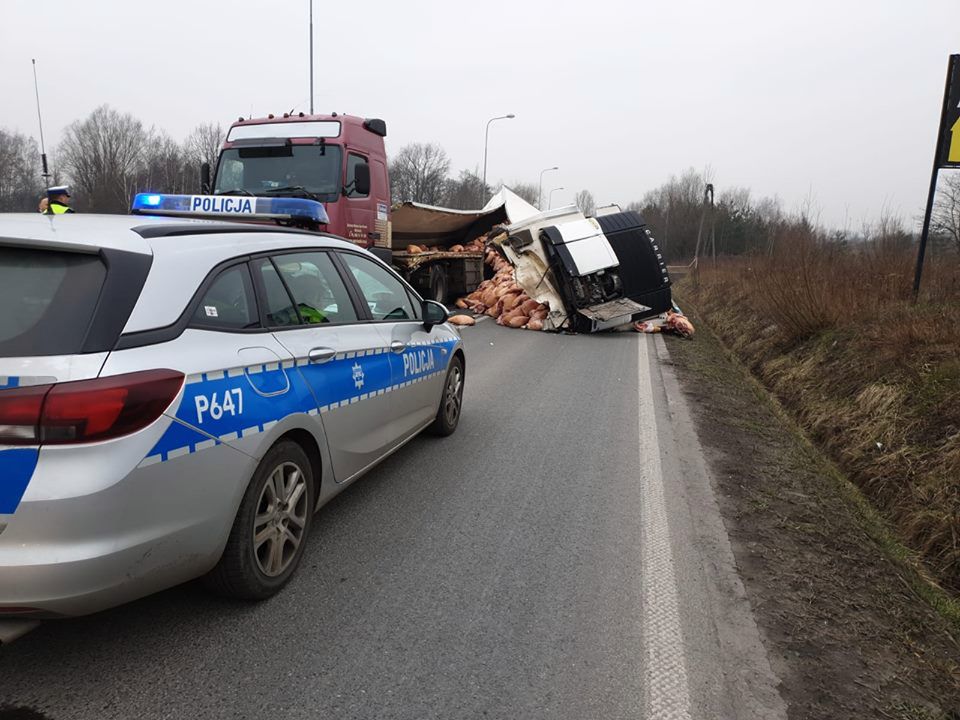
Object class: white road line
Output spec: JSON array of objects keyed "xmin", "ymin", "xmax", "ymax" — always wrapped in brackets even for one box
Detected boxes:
[{"xmin": 637, "ymin": 335, "xmax": 693, "ymax": 720}]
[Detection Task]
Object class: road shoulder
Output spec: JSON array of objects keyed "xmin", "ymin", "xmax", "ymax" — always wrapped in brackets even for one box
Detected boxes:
[{"xmin": 660, "ymin": 309, "xmax": 960, "ymax": 720}]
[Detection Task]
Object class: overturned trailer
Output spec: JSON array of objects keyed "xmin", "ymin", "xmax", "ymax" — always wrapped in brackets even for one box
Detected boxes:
[{"xmin": 493, "ymin": 207, "xmax": 672, "ymax": 332}]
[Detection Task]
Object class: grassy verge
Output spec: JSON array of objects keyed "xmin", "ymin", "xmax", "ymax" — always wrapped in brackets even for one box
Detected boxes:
[
  {"xmin": 679, "ymin": 288, "xmax": 960, "ymax": 629},
  {"xmin": 682, "ymin": 241, "xmax": 960, "ymax": 596},
  {"xmin": 665, "ymin": 298, "xmax": 960, "ymax": 719}
]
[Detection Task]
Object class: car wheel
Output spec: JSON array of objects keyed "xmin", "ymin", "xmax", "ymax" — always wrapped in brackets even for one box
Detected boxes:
[
  {"xmin": 428, "ymin": 355, "xmax": 464, "ymax": 436},
  {"xmin": 205, "ymin": 440, "xmax": 315, "ymax": 600}
]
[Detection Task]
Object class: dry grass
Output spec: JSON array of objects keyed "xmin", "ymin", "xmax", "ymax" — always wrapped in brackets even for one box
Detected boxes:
[{"xmin": 690, "ymin": 236, "xmax": 960, "ymax": 593}]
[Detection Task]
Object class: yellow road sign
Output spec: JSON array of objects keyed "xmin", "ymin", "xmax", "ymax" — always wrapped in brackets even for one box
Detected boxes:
[{"xmin": 950, "ymin": 116, "xmax": 960, "ymax": 164}]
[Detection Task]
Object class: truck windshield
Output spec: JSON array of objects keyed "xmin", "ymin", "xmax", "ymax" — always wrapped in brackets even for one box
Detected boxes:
[{"xmin": 213, "ymin": 144, "xmax": 343, "ymax": 201}]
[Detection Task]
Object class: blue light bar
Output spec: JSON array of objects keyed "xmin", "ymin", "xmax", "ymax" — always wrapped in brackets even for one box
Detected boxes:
[{"xmin": 131, "ymin": 193, "xmax": 329, "ymax": 224}]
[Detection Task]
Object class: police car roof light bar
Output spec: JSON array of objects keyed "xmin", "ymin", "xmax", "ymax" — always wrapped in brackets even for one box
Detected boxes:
[{"xmin": 131, "ymin": 193, "xmax": 330, "ymax": 225}]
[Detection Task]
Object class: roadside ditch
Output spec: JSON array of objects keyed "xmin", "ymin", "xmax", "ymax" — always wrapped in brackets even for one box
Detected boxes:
[{"xmin": 664, "ymin": 297, "xmax": 960, "ymax": 720}]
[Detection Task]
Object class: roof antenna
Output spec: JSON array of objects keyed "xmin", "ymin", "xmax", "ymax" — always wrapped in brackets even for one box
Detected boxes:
[{"xmin": 31, "ymin": 59, "xmax": 51, "ymax": 186}]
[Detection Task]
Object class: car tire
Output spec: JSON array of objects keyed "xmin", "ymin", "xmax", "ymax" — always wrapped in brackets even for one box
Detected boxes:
[
  {"xmin": 428, "ymin": 355, "xmax": 464, "ymax": 436},
  {"xmin": 204, "ymin": 440, "xmax": 315, "ymax": 600}
]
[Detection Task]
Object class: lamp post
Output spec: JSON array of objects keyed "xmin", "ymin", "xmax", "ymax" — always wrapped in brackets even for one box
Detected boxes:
[
  {"xmin": 481, "ymin": 114, "xmax": 515, "ymax": 205},
  {"xmin": 538, "ymin": 166, "xmax": 558, "ymax": 210},
  {"xmin": 548, "ymin": 186, "xmax": 564, "ymax": 209}
]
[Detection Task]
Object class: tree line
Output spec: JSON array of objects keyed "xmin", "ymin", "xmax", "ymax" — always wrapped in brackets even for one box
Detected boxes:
[
  {"xmin": 1, "ymin": 106, "xmax": 959, "ymax": 260},
  {"xmin": 0, "ymin": 105, "xmax": 222, "ymax": 214},
  {"xmin": 628, "ymin": 168, "xmax": 960, "ymax": 261}
]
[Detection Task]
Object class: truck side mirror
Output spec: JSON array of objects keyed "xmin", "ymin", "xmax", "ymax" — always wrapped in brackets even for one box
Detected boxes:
[
  {"xmin": 200, "ymin": 162, "xmax": 211, "ymax": 194},
  {"xmin": 354, "ymin": 162, "xmax": 371, "ymax": 196},
  {"xmin": 421, "ymin": 300, "xmax": 448, "ymax": 330}
]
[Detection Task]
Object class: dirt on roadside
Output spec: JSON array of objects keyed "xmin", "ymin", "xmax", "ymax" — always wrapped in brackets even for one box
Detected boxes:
[{"xmin": 664, "ymin": 303, "xmax": 960, "ymax": 720}]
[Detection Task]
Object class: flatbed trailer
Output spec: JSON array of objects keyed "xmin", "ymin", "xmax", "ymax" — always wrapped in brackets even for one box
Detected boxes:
[{"xmin": 389, "ymin": 250, "xmax": 485, "ymax": 304}]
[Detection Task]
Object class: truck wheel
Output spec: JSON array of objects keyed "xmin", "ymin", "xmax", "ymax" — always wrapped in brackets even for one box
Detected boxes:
[
  {"xmin": 430, "ymin": 268, "xmax": 447, "ymax": 305},
  {"xmin": 204, "ymin": 440, "xmax": 315, "ymax": 600},
  {"xmin": 428, "ymin": 355, "xmax": 464, "ymax": 436}
]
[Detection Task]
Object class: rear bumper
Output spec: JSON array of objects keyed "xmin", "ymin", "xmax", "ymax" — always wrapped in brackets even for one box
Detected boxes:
[
  {"xmin": 0, "ymin": 439, "xmax": 255, "ymax": 617},
  {"xmin": 0, "ymin": 520, "xmax": 223, "ymax": 617}
]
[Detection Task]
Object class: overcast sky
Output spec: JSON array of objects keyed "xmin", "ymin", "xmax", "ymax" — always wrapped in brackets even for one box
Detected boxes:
[{"xmin": 1, "ymin": 0, "xmax": 957, "ymax": 227}]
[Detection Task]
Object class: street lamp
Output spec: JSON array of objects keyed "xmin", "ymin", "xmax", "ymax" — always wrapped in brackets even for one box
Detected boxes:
[
  {"xmin": 548, "ymin": 186, "xmax": 564, "ymax": 209},
  {"xmin": 538, "ymin": 166, "xmax": 558, "ymax": 210},
  {"xmin": 481, "ymin": 113, "xmax": 515, "ymax": 205}
]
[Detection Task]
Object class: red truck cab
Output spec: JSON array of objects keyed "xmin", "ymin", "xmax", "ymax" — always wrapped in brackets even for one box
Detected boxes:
[{"xmin": 208, "ymin": 113, "xmax": 390, "ymax": 247}]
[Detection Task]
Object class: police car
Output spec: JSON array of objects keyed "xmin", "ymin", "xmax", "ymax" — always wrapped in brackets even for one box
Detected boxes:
[{"xmin": 0, "ymin": 196, "xmax": 465, "ymax": 630}]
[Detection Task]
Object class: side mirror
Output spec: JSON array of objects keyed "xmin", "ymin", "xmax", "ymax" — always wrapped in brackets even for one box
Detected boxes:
[
  {"xmin": 200, "ymin": 162, "xmax": 211, "ymax": 194},
  {"xmin": 354, "ymin": 162, "xmax": 371, "ymax": 196},
  {"xmin": 422, "ymin": 300, "xmax": 448, "ymax": 330}
]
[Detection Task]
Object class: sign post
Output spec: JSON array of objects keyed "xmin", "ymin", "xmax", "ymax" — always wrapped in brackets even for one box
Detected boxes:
[{"xmin": 913, "ymin": 54, "xmax": 960, "ymax": 301}]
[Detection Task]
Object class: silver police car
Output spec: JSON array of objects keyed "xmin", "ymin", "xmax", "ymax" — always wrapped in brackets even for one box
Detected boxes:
[{"xmin": 0, "ymin": 212, "xmax": 465, "ymax": 624}]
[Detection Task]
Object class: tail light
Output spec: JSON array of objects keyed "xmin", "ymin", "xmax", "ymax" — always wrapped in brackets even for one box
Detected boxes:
[
  {"xmin": 0, "ymin": 370, "xmax": 184, "ymax": 446},
  {"xmin": 0, "ymin": 385, "xmax": 49, "ymax": 444}
]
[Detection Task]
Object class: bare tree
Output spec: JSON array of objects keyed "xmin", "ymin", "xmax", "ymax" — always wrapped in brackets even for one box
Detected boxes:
[
  {"xmin": 932, "ymin": 171, "xmax": 960, "ymax": 253},
  {"xmin": 442, "ymin": 169, "xmax": 488, "ymax": 210},
  {"xmin": 184, "ymin": 122, "xmax": 225, "ymax": 179},
  {"xmin": 389, "ymin": 143, "xmax": 450, "ymax": 205},
  {"xmin": 140, "ymin": 131, "xmax": 193, "ymax": 194},
  {"xmin": 498, "ymin": 182, "xmax": 539, "ymax": 206},
  {"xmin": 57, "ymin": 105, "xmax": 150, "ymax": 213},
  {"xmin": 0, "ymin": 129, "xmax": 43, "ymax": 211},
  {"xmin": 574, "ymin": 189, "xmax": 596, "ymax": 216}
]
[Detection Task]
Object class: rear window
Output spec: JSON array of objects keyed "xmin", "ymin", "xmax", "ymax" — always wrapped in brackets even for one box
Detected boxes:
[{"xmin": 0, "ymin": 246, "xmax": 106, "ymax": 357}]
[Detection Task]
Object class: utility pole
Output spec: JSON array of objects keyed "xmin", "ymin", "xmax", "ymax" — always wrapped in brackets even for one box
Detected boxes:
[
  {"xmin": 693, "ymin": 183, "xmax": 714, "ymax": 284},
  {"xmin": 308, "ymin": 0, "xmax": 314, "ymax": 115},
  {"xmin": 31, "ymin": 59, "xmax": 51, "ymax": 186}
]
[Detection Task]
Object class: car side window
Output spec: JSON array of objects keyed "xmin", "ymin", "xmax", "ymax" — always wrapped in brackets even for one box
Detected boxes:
[
  {"xmin": 271, "ymin": 252, "xmax": 359, "ymax": 325},
  {"xmin": 406, "ymin": 289, "xmax": 423, "ymax": 320},
  {"xmin": 191, "ymin": 264, "xmax": 259, "ymax": 330},
  {"xmin": 254, "ymin": 259, "xmax": 301, "ymax": 327},
  {"xmin": 339, "ymin": 253, "xmax": 415, "ymax": 321},
  {"xmin": 345, "ymin": 153, "xmax": 368, "ymax": 198}
]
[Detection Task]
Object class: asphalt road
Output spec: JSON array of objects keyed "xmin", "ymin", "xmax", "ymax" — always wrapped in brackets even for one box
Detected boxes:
[{"xmin": 0, "ymin": 320, "xmax": 786, "ymax": 720}]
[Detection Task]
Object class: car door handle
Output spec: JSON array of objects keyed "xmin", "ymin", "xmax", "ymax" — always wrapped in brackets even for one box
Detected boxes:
[
  {"xmin": 390, "ymin": 341, "xmax": 407, "ymax": 353},
  {"xmin": 308, "ymin": 347, "xmax": 337, "ymax": 364}
]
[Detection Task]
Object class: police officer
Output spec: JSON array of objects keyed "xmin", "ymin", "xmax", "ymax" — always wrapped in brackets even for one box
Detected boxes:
[{"xmin": 43, "ymin": 186, "xmax": 75, "ymax": 214}]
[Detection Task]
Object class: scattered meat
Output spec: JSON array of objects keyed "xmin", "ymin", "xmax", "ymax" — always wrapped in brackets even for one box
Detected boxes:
[
  {"xmin": 519, "ymin": 299, "xmax": 540, "ymax": 315},
  {"xmin": 448, "ymin": 314, "xmax": 476, "ymax": 326},
  {"xmin": 406, "ymin": 244, "xmax": 424, "ymax": 254},
  {"xmin": 633, "ymin": 310, "xmax": 695, "ymax": 338},
  {"xmin": 457, "ymin": 249, "xmax": 549, "ymax": 331},
  {"xmin": 501, "ymin": 293, "xmax": 522, "ymax": 312},
  {"xmin": 665, "ymin": 311, "xmax": 695, "ymax": 337}
]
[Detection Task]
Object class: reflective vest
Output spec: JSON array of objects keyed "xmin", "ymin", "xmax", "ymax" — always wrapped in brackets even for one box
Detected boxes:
[{"xmin": 45, "ymin": 201, "xmax": 74, "ymax": 215}]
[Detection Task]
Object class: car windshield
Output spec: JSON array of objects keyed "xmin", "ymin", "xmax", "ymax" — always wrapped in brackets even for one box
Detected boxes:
[{"xmin": 213, "ymin": 144, "xmax": 342, "ymax": 201}]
